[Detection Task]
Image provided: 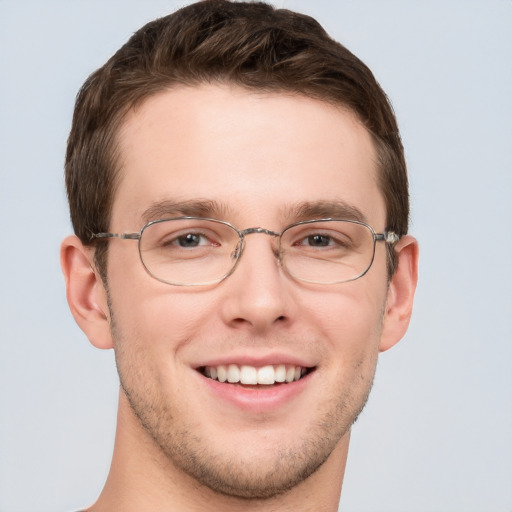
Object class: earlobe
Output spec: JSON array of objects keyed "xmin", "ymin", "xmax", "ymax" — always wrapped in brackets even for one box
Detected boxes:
[
  {"xmin": 60, "ymin": 235, "xmax": 113, "ymax": 350},
  {"xmin": 379, "ymin": 235, "xmax": 419, "ymax": 352}
]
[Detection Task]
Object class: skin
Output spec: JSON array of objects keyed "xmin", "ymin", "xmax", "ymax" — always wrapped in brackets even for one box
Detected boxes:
[{"xmin": 61, "ymin": 84, "xmax": 418, "ymax": 512}]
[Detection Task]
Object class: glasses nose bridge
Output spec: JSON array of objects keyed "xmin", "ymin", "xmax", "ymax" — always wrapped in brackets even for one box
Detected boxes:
[
  {"xmin": 234, "ymin": 227, "xmax": 281, "ymax": 262},
  {"xmin": 239, "ymin": 227, "xmax": 280, "ymax": 239}
]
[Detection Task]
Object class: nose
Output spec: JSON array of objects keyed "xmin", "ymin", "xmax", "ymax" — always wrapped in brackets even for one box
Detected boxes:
[{"xmin": 219, "ymin": 233, "xmax": 292, "ymax": 332}]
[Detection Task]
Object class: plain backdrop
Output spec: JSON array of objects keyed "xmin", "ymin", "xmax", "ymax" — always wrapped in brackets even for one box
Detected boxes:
[{"xmin": 1, "ymin": 1, "xmax": 511, "ymax": 511}]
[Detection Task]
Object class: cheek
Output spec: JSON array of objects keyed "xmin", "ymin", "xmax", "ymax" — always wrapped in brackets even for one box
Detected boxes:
[
  {"xmin": 106, "ymin": 245, "xmax": 216, "ymax": 348},
  {"xmin": 112, "ymin": 288, "xmax": 215, "ymax": 352},
  {"xmin": 302, "ymin": 280, "xmax": 388, "ymax": 360}
]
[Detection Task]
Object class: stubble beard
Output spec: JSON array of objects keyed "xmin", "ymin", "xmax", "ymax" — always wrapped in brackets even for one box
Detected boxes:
[{"xmin": 107, "ymin": 295, "xmax": 379, "ymax": 500}]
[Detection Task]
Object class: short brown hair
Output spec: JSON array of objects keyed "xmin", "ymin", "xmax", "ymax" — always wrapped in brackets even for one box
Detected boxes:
[{"xmin": 65, "ymin": 0, "xmax": 408, "ymax": 279}]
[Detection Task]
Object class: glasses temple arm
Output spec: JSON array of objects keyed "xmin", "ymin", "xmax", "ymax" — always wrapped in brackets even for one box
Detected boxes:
[
  {"xmin": 90, "ymin": 232, "xmax": 141, "ymax": 240},
  {"xmin": 375, "ymin": 232, "xmax": 400, "ymax": 244}
]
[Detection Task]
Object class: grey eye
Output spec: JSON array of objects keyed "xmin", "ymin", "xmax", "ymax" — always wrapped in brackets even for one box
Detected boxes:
[
  {"xmin": 176, "ymin": 233, "xmax": 203, "ymax": 247},
  {"xmin": 305, "ymin": 234, "xmax": 331, "ymax": 247}
]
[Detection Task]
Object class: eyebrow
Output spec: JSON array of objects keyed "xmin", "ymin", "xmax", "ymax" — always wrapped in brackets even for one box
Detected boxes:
[
  {"xmin": 141, "ymin": 199, "xmax": 230, "ymax": 224},
  {"xmin": 140, "ymin": 198, "xmax": 367, "ymax": 225},
  {"xmin": 289, "ymin": 200, "xmax": 368, "ymax": 224}
]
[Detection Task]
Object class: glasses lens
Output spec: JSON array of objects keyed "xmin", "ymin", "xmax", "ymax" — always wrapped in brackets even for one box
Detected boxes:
[
  {"xmin": 139, "ymin": 218, "xmax": 240, "ymax": 285},
  {"xmin": 281, "ymin": 220, "xmax": 375, "ymax": 284}
]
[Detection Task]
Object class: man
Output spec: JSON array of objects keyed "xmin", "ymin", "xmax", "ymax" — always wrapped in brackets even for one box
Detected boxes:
[{"xmin": 60, "ymin": 1, "xmax": 418, "ymax": 510}]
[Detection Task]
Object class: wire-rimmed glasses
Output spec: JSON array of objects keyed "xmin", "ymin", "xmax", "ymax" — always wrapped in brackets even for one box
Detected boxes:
[{"xmin": 91, "ymin": 217, "xmax": 399, "ymax": 286}]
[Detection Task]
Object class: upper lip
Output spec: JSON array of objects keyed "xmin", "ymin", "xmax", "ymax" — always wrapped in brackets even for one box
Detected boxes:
[{"xmin": 192, "ymin": 352, "xmax": 316, "ymax": 370}]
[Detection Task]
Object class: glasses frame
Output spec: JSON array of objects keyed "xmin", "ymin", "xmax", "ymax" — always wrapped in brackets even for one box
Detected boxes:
[{"xmin": 91, "ymin": 216, "xmax": 399, "ymax": 286}]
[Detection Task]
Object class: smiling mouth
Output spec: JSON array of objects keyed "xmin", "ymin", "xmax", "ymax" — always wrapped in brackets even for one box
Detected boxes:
[{"xmin": 199, "ymin": 364, "xmax": 314, "ymax": 385}]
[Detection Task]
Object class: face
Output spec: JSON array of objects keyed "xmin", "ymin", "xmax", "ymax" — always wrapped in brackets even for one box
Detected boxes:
[{"xmin": 105, "ymin": 84, "xmax": 391, "ymax": 498}]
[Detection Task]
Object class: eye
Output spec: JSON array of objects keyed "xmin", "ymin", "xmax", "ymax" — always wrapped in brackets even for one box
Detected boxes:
[
  {"xmin": 141, "ymin": 219, "xmax": 237, "ymax": 259},
  {"xmin": 303, "ymin": 234, "xmax": 333, "ymax": 247},
  {"xmin": 294, "ymin": 231, "xmax": 350, "ymax": 249},
  {"xmin": 173, "ymin": 232, "xmax": 209, "ymax": 248},
  {"xmin": 163, "ymin": 231, "xmax": 218, "ymax": 249}
]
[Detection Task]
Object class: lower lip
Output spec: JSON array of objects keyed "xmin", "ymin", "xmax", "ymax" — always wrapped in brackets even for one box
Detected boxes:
[{"xmin": 198, "ymin": 371, "xmax": 313, "ymax": 413}]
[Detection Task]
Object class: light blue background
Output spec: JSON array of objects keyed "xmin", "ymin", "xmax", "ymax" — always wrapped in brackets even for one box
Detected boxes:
[{"xmin": 1, "ymin": 1, "xmax": 511, "ymax": 511}]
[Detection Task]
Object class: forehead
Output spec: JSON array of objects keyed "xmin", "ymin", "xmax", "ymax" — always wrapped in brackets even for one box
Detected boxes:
[{"xmin": 112, "ymin": 84, "xmax": 385, "ymax": 229}]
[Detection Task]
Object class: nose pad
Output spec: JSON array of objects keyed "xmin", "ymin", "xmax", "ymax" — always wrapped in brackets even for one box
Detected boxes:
[
  {"xmin": 266, "ymin": 237, "xmax": 284, "ymax": 272},
  {"xmin": 231, "ymin": 242, "xmax": 241, "ymax": 261},
  {"xmin": 271, "ymin": 239, "xmax": 282, "ymax": 263}
]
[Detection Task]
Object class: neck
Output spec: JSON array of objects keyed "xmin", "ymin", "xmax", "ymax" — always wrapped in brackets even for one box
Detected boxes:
[{"xmin": 86, "ymin": 391, "xmax": 349, "ymax": 512}]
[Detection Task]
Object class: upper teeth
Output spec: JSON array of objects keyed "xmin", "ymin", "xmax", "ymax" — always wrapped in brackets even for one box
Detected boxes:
[{"xmin": 203, "ymin": 364, "xmax": 306, "ymax": 385}]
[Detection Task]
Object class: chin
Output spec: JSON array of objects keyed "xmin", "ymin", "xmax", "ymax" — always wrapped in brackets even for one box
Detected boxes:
[{"xmin": 160, "ymin": 428, "xmax": 337, "ymax": 500}]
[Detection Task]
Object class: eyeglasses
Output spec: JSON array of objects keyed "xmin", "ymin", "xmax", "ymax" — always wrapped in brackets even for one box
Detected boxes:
[{"xmin": 92, "ymin": 217, "xmax": 399, "ymax": 286}]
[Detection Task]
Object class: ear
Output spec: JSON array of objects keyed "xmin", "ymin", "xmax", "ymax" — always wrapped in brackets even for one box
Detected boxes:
[
  {"xmin": 60, "ymin": 235, "xmax": 113, "ymax": 350},
  {"xmin": 379, "ymin": 235, "xmax": 419, "ymax": 352}
]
